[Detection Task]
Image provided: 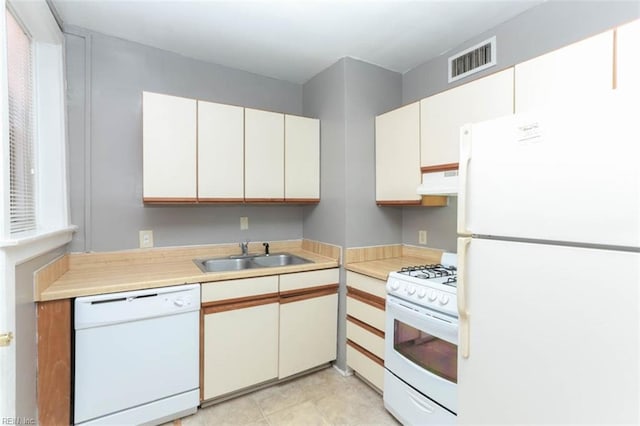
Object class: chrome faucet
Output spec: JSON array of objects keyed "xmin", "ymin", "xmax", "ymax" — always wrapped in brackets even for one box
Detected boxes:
[{"xmin": 239, "ymin": 240, "xmax": 250, "ymax": 256}]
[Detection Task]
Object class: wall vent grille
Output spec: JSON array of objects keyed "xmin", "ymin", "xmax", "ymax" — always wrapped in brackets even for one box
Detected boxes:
[{"xmin": 448, "ymin": 36, "xmax": 497, "ymax": 83}]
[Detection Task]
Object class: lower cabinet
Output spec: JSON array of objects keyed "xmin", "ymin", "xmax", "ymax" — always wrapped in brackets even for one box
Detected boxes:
[
  {"xmin": 201, "ymin": 269, "xmax": 339, "ymax": 402},
  {"xmin": 202, "ymin": 299, "xmax": 279, "ymax": 400},
  {"xmin": 279, "ymin": 269, "xmax": 340, "ymax": 379},
  {"xmin": 346, "ymin": 271, "xmax": 387, "ymax": 392},
  {"xmin": 201, "ymin": 276, "xmax": 280, "ymax": 401},
  {"xmin": 279, "ymin": 292, "xmax": 338, "ymax": 379}
]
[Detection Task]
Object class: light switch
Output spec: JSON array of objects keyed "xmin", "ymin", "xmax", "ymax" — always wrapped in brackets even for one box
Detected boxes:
[
  {"xmin": 139, "ymin": 230, "xmax": 154, "ymax": 248},
  {"xmin": 418, "ymin": 230, "xmax": 428, "ymax": 245},
  {"xmin": 240, "ymin": 217, "xmax": 249, "ymax": 230}
]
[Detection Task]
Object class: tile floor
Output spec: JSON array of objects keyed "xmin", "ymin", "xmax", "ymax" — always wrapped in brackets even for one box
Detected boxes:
[{"xmin": 174, "ymin": 367, "xmax": 399, "ymax": 425}]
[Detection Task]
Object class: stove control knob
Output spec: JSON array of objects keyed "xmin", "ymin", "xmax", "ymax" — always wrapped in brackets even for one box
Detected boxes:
[
  {"xmin": 407, "ymin": 286, "xmax": 416, "ymax": 296},
  {"xmin": 428, "ymin": 290, "xmax": 438, "ymax": 301},
  {"xmin": 389, "ymin": 280, "xmax": 400, "ymax": 291},
  {"xmin": 438, "ymin": 294, "xmax": 450, "ymax": 305},
  {"xmin": 417, "ymin": 289, "xmax": 426, "ymax": 299}
]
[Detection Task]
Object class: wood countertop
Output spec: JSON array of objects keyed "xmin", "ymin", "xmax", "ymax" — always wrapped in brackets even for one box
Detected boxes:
[
  {"xmin": 344, "ymin": 244, "xmax": 443, "ymax": 281},
  {"xmin": 36, "ymin": 240, "xmax": 340, "ymax": 301}
]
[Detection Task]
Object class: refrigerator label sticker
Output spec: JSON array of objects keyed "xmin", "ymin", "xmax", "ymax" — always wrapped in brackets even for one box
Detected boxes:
[{"xmin": 517, "ymin": 122, "xmax": 542, "ymax": 143}]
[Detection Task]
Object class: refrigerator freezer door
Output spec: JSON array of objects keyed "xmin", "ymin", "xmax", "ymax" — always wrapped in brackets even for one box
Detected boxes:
[
  {"xmin": 459, "ymin": 90, "xmax": 640, "ymax": 248},
  {"xmin": 457, "ymin": 237, "xmax": 639, "ymax": 424}
]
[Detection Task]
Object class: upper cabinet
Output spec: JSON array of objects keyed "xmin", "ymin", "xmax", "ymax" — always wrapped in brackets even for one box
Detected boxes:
[
  {"xmin": 420, "ymin": 68, "xmax": 514, "ymax": 169},
  {"xmin": 375, "ymin": 102, "xmax": 421, "ymax": 205},
  {"xmin": 197, "ymin": 101, "xmax": 244, "ymax": 202},
  {"xmin": 142, "ymin": 92, "xmax": 197, "ymax": 202},
  {"xmin": 616, "ymin": 19, "xmax": 640, "ymax": 91},
  {"xmin": 244, "ymin": 108, "xmax": 285, "ymax": 202},
  {"xmin": 515, "ymin": 31, "xmax": 614, "ymax": 113},
  {"xmin": 285, "ymin": 115, "xmax": 320, "ymax": 202},
  {"xmin": 143, "ymin": 93, "xmax": 320, "ymax": 204}
]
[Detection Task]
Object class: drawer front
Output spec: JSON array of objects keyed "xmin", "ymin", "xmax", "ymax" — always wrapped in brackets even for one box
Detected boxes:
[
  {"xmin": 279, "ymin": 268, "xmax": 339, "ymax": 292},
  {"xmin": 347, "ymin": 343, "xmax": 384, "ymax": 392},
  {"xmin": 346, "ymin": 271, "xmax": 386, "ymax": 299},
  {"xmin": 346, "ymin": 319, "xmax": 385, "ymax": 360},
  {"xmin": 201, "ymin": 276, "xmax": 278, "ymax": 303},
  {"xmin": 346, "ymin": 296, "xmax": 385, "ymax": 332}
]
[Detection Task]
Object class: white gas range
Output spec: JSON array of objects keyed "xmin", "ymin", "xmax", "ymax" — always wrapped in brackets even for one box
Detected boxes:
[
  {"xmin": 384, "ymin": 253, "xmax": 458, "ymax": 425},
  {"xmin": 385, "ymin": 252, "xmax": 458, "ymax": 317}
]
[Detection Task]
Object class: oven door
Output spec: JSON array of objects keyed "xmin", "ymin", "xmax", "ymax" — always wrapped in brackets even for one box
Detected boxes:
[{"xmin": 385, "ymin": 295, "xmax": 458, "ymax": 413}]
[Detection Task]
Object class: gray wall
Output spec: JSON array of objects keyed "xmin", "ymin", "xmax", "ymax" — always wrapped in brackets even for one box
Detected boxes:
[
  {"xmin": 401, "ymin": 0, "xmax": 640, "ymax": 252},
  {"xmin": 403, "ymin": 199, "xmax": 457, "ymax": 253},
  {"xmin": 301, "ymin": 60, "xmax": 347, "ymax": 248},
  {"xmin": 302, "ymin": 57, "xmax": 403, "ymax": 370},
  {"xmin": 343, "ymin": 58, "xmax": 403, "ymax": 247},
  {"xmin": 15, "ymin": 247, "xmax": 67, "ymax": 421},
  {"xmin": 65, "ymin": 27, "xmax": 306, "ymax": 252},
  {"xmin": 302, "ymin": 58, "xmax": 403, "ymax": 247}
]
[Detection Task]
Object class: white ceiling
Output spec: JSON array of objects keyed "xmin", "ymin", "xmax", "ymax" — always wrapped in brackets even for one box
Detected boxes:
[{"xmin": 50, "ymin": 0, "xmax": 544, "ymax": 84}]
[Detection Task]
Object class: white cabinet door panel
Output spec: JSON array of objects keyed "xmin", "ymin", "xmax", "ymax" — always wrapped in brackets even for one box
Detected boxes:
[
  {"xmin": 197, "ymin": 101, "xmax": 244, "ymax": 200},
  {"xmin": 375, "ymin": 102, "xmax": 421, "ymax": 203},
  {"xmin": 245, "ymin": 108, "xmax": 284, "ymax": 200},
  {"xmin": 420, "ymin": 68, "xmax": 513, "ymax": 167},
  {"xmin": 346, "ymin": 296, "xmax": 385, "ymax": 332},
  {"xmin": 346, "ymin": 319, "xmax": 385, "ymax": 360},
  {"xmin": 346, "ymin": 344, "xmax": 384, "ymax": 391},
  {"xmin": 616, "ymin": 19, "xmax": 640, "ymax": 91},
  {"xmin": 515, "ymin": 31, "xmax": 613, "ymax": 112},
  {"xmin": 278, "ymin": 293, "xmax": 337, "ymax": 379},
  {"xmin": 346, "ymin": 271, "xmax": 387, "ymax": 300},
  {"xmin": 285, "ymin": 115, "xmax": 319, "ymax": 200},
  {"xmin": 142, "ymin": 92, "xmax": 197, "ymax": 200},
  {"xmin": 203, "ymin": 302, "xmax": 279, "ymax": 400}
]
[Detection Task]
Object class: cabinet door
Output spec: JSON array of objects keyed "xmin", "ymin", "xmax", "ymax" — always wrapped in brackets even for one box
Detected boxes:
[
  {"xmin": 616, "ymin": 19, "xmax": 640, "ymax": 91},
  {"xmin": 279, "ymin": 293, "xmax": 337, "ymax": 379},
  {"xmin": 420, "ymin": 68, "xmax": 514, "ymax": 168},
  {"xmin": 142, "ymin": 92, "xmax": 197, "ymax": 201},
  {"xmin": 245, "ymin": 108, "xmax": 284, "ymax": 201},
  {"xmin": 375, "ymin": 102, "xmax": 421, "ymax": 204},
  {"xmin": 197, "ymin": 101, "xmax": 244, "ymax": 201},
  {"xmin": 284, "ymin": 115, "xmax": 320, "ymax": 201},
  {"xmin": 515, "ymin": 31, "xmax": 614, "ymax": 113},
  {"xmin": 202, "ymin": 301, "xmax": 279, "ymax": 400}
]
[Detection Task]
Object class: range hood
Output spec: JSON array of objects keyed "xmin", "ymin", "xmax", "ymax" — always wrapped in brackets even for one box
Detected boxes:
[{"xmin": 416, "ymin": 170, "xmax": 459, "ymax": 196}]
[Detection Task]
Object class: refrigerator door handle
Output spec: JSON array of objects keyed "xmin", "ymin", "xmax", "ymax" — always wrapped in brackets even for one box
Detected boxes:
[
  {"xmin": 457, "ymin": 237, "xmax": 471, "ymax": 358},
  {"xmin": 457, "ymin": 125, "xmax": 472, "ymax": 236}
]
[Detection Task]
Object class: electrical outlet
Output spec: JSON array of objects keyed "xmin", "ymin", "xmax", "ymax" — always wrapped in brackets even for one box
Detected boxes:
[
  {"xmin": 240, "ymin": 216, "xmax": 249, "ymax": 230},
  {"xmin": 139, "ymin": 230, "xmax": 154, "ymax": 248},
  {"xmin": 418, "ymin": 230, "xmax": 428, "ymax": 245}
]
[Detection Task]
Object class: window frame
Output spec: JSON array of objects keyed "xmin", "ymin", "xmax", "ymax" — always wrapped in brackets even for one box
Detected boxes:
[{"xmin": 1, "ymin": 0, "xmax": 74, "ymax": 245}]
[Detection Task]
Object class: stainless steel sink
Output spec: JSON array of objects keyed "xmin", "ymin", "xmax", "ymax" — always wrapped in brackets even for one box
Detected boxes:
[
  {"xmin": 198, "ymin": 257, "xmax": 256, "ymax": 272},
  {"xmin": 194, "ymin": 253, "xmax": 312, "ymax": 273},
  {"xmin": 251, "ymin": 253, "xmax": 310, "ymax": 267}
]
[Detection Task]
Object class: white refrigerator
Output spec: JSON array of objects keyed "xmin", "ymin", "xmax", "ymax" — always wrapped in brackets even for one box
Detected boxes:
[{"xmin": 456, "ymin": 90, "xmax": 639, "ymax": 424}]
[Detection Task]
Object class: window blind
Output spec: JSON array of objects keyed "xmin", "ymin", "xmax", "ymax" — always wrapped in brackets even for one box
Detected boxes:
[{"xmin": 6, "ymin": 9, "xmax": 35, "ymax": 234}]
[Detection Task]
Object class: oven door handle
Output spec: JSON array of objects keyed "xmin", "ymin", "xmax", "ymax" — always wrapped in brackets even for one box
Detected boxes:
[
  {"xmin": 408, "ymin": 393, "xmax": 435, "ymax": 414},
  {"xmin": 457, "ymin": 237, "xmax": 471, "ymax": 359}
]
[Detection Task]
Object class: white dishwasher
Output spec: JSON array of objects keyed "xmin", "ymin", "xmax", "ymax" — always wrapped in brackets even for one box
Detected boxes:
[{"xmin": 74, "ymin": 284, "xmax": 200, "ymax": 425}]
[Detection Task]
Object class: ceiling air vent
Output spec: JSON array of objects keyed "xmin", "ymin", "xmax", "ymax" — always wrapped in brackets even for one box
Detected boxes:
[{"xmin": 448, "ymin": 36, "xmax": 496, "ymax": 83}]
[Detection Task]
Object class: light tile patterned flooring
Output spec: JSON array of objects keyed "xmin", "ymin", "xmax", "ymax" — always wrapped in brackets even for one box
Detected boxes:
[{"xmin": 174, "ymin": 367, "xmax": 399, "ymax": 426}]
